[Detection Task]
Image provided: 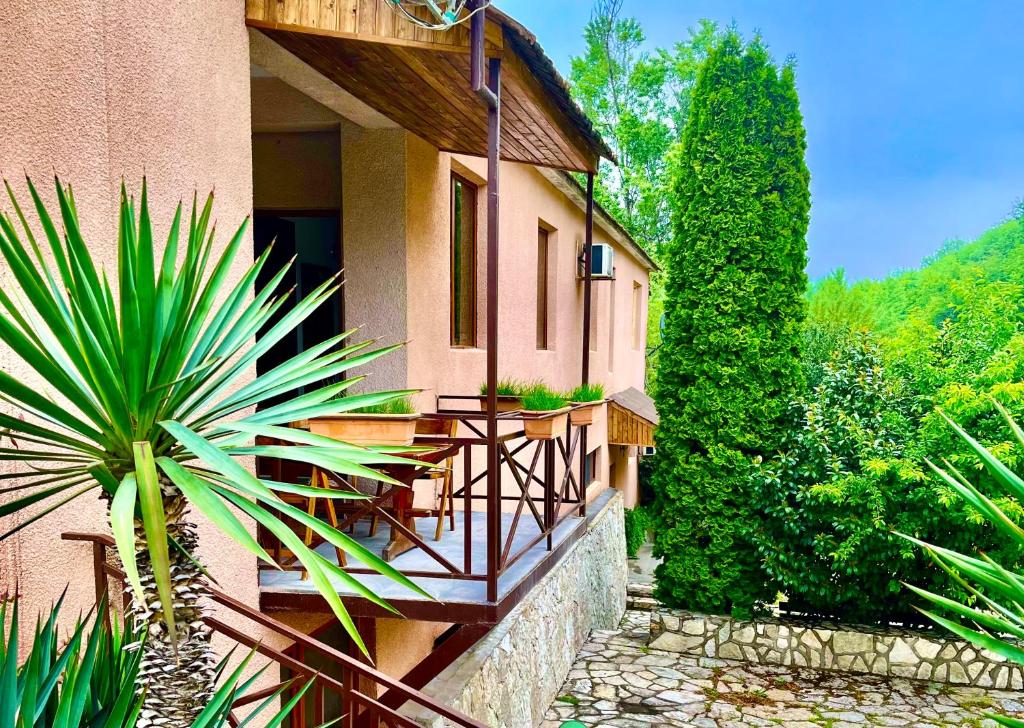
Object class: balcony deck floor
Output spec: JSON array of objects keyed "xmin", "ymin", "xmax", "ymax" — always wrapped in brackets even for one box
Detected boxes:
[{"xmin": 259, "ymin": 506, "xmax": 587, "ymax": 607}]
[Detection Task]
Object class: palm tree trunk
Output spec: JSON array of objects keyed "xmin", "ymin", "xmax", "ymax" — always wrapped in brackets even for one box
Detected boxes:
[{"xmin": 127, "ymin": 478, "xmax": 217, "ymax": 728}]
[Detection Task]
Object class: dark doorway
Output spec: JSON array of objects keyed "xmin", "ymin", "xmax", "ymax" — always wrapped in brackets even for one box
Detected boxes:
[{"xmin": 253, "ymin": 212, "xmax": 343, "ymax": 408}]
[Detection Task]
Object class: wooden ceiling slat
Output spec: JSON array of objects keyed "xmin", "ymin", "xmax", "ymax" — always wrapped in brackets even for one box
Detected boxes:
[
  {"xmin": 247, "ymin": 0, "xmax": 268, "ymax": 22},
  {"xmin": 357, "ymin": 0, "xmax": 376, "ymax": 35},
  {"xmin": 273, "ymin": 31, "xmax": 470, "ymax": 151},
  {"xmin": 317, "ymin": 0, "xmax": 336, "ymax": 30}
]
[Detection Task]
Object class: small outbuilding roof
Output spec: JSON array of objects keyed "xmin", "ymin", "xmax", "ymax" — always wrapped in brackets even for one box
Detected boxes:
[{"xmin": 609, "ymin": 387, "xmax": 659, "ymax": 426}]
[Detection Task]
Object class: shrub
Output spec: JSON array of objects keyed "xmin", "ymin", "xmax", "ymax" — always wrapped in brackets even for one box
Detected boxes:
[
  {"xmin": 0, "ymin": 596, "xmax": 308, "ymax": 727},
  {"xmin": 650, "ymin": 31, "xmax": 810, "ymax": 617},
  {"xmin": 751, "ymin": 334, "xmax": 929, "ymax": 622},
  {"xmin": 624, "ymin": 506, "xmax": 651, "ymax": 559},
  {"xmin": 520, "ymin": 385, "xmax": 568, "ymax": 412},
  {"xmin": 753, "ymin": 332, "xmax": 1024, "ymax": 624}
]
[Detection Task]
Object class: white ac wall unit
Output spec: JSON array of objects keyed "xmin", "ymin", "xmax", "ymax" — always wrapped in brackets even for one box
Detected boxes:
[{"xmin": 577, "ymin": 242, "xmax": 615, "ymax": 280}]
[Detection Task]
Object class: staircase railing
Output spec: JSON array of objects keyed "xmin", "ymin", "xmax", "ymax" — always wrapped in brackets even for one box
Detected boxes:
[{"xmin": 62, "ymin": 532, "xmax": 485, "ymax": 728}]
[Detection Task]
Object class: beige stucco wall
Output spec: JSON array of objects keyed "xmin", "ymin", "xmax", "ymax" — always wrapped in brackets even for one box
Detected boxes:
[
  {"xmin": 0, "ymin": 0, "xmax": 299, "ymax": 687},
  {"xmin": 405, "ymin": 147, "xmax": 651, "ymax": 506},
  {"xmin": 342, "ymin": 125, "xmax": 410, "ymax": 393}
]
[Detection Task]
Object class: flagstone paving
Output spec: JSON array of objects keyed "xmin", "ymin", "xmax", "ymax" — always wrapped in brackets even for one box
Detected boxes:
[{"xmin": 542, "ymin": 610, "xmax": 1024, "ymax": 727}]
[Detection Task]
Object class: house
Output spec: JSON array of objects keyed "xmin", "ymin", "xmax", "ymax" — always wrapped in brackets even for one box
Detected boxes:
[{"xmin": 0, "ymin": 1, "xmax": 656, "ymax": 725}]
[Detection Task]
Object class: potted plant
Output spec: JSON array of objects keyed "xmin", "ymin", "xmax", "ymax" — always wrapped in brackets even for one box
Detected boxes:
[
  {"xmin": 520, "ymin": 385, "xmax": 571, "ymax": 440},
  {"xmin": 565, "ymin": 382, "xmax": 607, "ymax": 426},
  {"xmin": 309, "ymin": 395, "xmax": 420, "ymax": 447},
  {"xmin": 479, "ymin": 378, "xmax": 530, "ymax": 412}
]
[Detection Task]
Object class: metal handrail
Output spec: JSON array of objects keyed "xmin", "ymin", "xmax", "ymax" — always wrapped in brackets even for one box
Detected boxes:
[{"xmin": 62, "ymin": 532, "xmax": 486, "ymax": 728}]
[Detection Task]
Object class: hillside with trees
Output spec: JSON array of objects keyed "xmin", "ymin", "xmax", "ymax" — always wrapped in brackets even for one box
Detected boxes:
[{"xmin": 750, "ymin": 206, "xmax": 1024, "ymax": 623}]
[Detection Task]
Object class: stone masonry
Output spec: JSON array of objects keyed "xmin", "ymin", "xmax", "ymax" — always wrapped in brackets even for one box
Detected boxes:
[
  {"xmin": 650, "ymin": 608, "xmax": 1023, "ymax": 690},
  {"xmin": 544, "ymin": 610, "xmax": 1024, "ymax": 727},
  {"xmin": 406, "ymin": 490, "xmax": 627, "ymax": 727}
]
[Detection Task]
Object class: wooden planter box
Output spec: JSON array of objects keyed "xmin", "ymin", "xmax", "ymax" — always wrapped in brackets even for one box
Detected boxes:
[
  {"xmin": 308, "ymin": 414, "xmax": 420, "ymax": 447},
  {"xmin": 522, "ymin": 407, "xmax": 571, "ymax": 440},
  {"xmin": 477, "ymin": 395, "xmax": 522, "ymax": 413},
  {"xmin": 569, "ymin": 400, "xmax": 606, "ymax": 427}
]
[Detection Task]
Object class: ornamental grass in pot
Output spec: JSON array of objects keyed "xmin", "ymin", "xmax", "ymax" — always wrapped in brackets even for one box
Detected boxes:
[
  {"xmin": 520, "ymin": 385, "xmax": 570, "ymax": 440},
  {"xmin": 308, "ymin": 394, "xmax": 420, "ymax": 447},
  {"xmin": 566, "ymin": 382, "xmax": 607, "ymax": 426},
  {"xmin": 478, "ymin": 378, "xmax": 530, "ymax": 413}
]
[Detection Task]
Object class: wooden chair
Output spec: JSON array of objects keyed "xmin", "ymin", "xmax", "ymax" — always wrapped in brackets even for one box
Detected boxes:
[{"xmin": 414, "ymin": 416, "xmax": 459, "ymax": 541}]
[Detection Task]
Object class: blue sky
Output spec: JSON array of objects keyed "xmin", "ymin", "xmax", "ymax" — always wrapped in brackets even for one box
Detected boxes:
[{"xmin": 497, "ymin": 1, "xmax": 1024, "ymax": 281}]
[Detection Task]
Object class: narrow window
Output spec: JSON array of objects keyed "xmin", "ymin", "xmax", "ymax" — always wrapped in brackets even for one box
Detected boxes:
[
  {"xmin": 589, "ymin": 287, "xmax": 598, "ymax": 352},
  {"xmin": 450, "ymin": 174, "xmax": 477, "ymax": 347},
  {"xmin": 585, "ymin": 449, "xmax": 599, "ymax": 487},
  {"xmin": 632, "ymin": 281, "xmax": 643, "ymax": 350},
  {"xmin": 536, "ymin": 226, "xmax": 550, "ymax": 349},
  {"xmin": 608, "ymin": 279, "xmax": 616, "ymax": 372}
]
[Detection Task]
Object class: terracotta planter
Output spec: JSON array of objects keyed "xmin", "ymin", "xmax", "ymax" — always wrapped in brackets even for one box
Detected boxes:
[
  {"xmin": 522, "ymin": 407, "xmax": 571, "ymax": 440},
  {"xmin": 569, "ymin": 400, "xmax": 606, "ymax": 427},
  {"xmin": 308, "ymin": 413, "xmax": 420, "ymax": 447}
]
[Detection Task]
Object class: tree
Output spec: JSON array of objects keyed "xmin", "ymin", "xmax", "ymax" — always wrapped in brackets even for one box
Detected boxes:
[
  {"xmin": 569, "ymin": 2, "xmax": 717, "ymax": 256},
  {"xmin": 651, "ymin": 32, "xmax": 810, "ymax": 616},
  {"xmin": 0, "ymin": 178, "xmax": 423, "ymax": 726}
]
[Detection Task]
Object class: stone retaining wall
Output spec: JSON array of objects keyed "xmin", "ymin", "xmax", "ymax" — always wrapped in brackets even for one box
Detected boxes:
[
  {"xmin": 649, "ymin": 608, "xmax": 1023, "ymax": 689},
  {"xmin": 406, "ymin": 490, "xmax": 627, "ymax": 727}
]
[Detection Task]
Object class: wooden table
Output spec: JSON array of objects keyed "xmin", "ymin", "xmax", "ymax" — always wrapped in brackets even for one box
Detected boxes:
[{"xmin": 377, "ymin": 443, "xmax": 460, "ymax": 561}]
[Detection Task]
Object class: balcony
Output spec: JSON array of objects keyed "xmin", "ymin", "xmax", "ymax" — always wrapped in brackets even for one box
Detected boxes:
[{"xmin": 255, "ymin": 398, "xmax": 598, "ymax": 625}]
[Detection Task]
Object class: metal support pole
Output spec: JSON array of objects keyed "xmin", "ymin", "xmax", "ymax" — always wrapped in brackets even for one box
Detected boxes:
[
  {"xmin": 581, "ymin": 172, "xmax": 595, "ymax": 384},
  {"xmin": 579, "ymin": 425, "xmax": 588, "ymax": 517},
  {"xmin": 545, "ymin": 439, "xmax": 556, "ymax": 550},
  {"xmin": 471, "ymin": 4, "xmax": 502, "ymax": 604}
]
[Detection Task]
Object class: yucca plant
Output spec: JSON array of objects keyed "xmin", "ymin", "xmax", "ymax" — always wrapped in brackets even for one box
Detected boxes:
[
  {"xmin": 1, "ymin": 594, "xmax": 142, "ymax": 727},
  {"xmin": 1, "ymin": 595, "xmax": 323, "ymax": 727},
  {"xmin": 903, "ymin": 401, "xmax": 1024, "ymax": 727},
  {"xmin": 0, "ymin": 177, "xmax": 427, "ymax": 726}
]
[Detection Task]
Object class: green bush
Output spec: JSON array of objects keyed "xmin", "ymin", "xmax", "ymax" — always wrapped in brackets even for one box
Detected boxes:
[
  {"xmin": 0, "ymin": 596, "xmax": 309, "ymax": 727},
  {"xmin": 624, "ymin": 506, "xmax": 651, "ymax": 559},
  {"xmin": 753, "ymin": 329, "xmax": 1024, "ymax": 624},
  {"xmin": 650, "ymin": 31, "xmax": 810, "ymax": 617},
  {"xmin": 751, "ymin": 334, "xmax": 929, "ymax": 622}
]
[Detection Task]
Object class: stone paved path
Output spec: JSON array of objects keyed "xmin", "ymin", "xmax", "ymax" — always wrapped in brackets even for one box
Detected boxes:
[{"xmin": 542, "ymin": 610, "xmax": 1024, "ymax": 727}]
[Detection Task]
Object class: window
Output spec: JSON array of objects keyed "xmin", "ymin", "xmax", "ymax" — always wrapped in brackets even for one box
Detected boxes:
[
  {"xmin": 536, "ymin": 226, "xmax": 551, "ymax": 349},
  {"xmin": 608, "ymin": 279, "xmax": 616, "ymax": 372},
  {"xmin": 589, "ymin": 287, "xmax": 598, "ymax": 352},
  {"xmin": 450, "ymin": 174, "xmax": 477, "ymax": 347},
  {"xmin": 584, "ymin": 449, "xmax": 599, "ymax": 487},
  {"xmin": 632, "ymin": 281, "xmax": 643, "ymax": 350}
]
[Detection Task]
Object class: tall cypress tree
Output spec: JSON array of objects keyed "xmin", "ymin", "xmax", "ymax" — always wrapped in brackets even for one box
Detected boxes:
[{"xmin": 651, "ymin": 32, "xmax": 810, "ymax": 616}]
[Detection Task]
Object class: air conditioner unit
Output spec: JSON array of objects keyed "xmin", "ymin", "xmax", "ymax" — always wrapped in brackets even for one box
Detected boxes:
[{"xmin": 591, "ymin": 243, "xmax": 615, "ymax": 278}]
